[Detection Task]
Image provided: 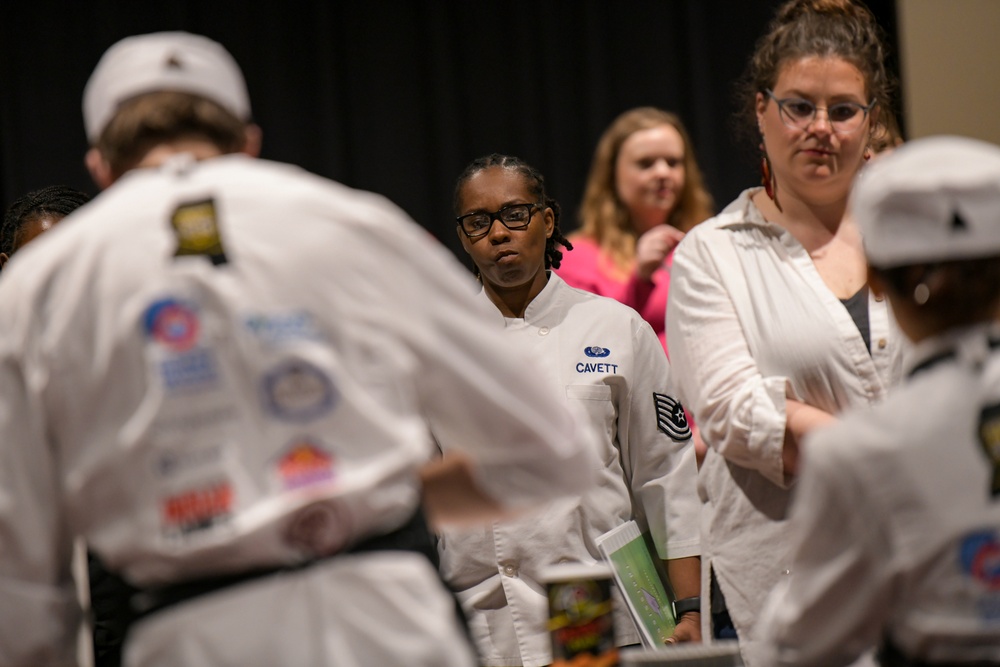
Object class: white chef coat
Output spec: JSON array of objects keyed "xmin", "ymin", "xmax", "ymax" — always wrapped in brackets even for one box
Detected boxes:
[
  {"xmin": 759, "ymin": 323, "xmax": 1000, "ymax": 666},
  {"xmin": 665, "ymin": 188, "xmax": 905, "ymax": 665},
  {"xmin": 437, "ymin": 273, "xmax": 700, "ymax": 667},
  {"xmin": 0, "ymin": 154, "xmax": 597, "ymax": 667}
]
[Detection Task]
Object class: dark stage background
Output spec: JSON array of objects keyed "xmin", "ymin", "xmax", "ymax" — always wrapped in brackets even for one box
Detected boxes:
[{"xmin": 0, "ymin": 0, "xmax": 899, "ymax": 266}]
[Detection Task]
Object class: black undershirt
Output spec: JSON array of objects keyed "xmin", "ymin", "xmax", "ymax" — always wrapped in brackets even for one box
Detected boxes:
[{"xmin": 841, "ymin": 285, "xmax": 871, "ymax": 353}]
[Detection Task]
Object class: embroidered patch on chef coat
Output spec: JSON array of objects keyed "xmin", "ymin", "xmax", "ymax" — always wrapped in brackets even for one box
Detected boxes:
[
  {"xmin": 144, "ymin": 298, "xmax": 200, "ymax": 352},
  {"xmin": 653, "ymin": 393, "xmax": 692, "ymax": 441},
  {"xmin": 275, "ymin": 438, "xmax": 336, "ymax": 490},
  {"xmin": 584, "ymin": 346, "xmax": 611, "ymax": 358},
  {"xmin": 161, "ymin": 479, "xmax": 233, "ymax": 536},
  {"xmin": 262, "ymin": 360, "xmax": 337, "ymax": 422},
  {"xmin": 958, "ymin": 530, "xmax": 1000, "ymax": 592},
  {"xmin": 977, "ymin": 402, "xmax": 1000, "ymax": 497},
  {"xmin": 170, "ymin": 198, "xmax": 228, "ymax": 266}
]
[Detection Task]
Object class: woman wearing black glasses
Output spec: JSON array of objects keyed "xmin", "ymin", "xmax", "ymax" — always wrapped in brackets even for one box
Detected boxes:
[
  {"xmin": 664, "ymin": 1, "xmax": 906, "ymax": 664},
  {"xmin": 436, "ymin": 153, "xmax": 703, "ymax": 666}
]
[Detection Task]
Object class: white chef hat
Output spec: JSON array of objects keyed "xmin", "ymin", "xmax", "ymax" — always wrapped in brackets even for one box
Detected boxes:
[
  {"xmin": 852, "ymin": 135, "xmax": 1000, "ymax": 268},
  {"xmin": 83, "ymin": 31, "xmax": 251, "ymax": 143}
]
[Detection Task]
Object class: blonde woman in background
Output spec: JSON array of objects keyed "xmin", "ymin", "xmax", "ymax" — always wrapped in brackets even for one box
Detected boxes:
[{"xmin": 556, "ymin": 107, "xmax": 714, "ymax": 355}]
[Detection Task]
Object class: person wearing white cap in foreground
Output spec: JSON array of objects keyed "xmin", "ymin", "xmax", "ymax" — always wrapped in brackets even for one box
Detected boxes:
[
  {"xmin": 0, "ymin": 31, "xmax": 599, "ymax": 667},
  {"xmin": 758, "ymin": 135, "xmax": 1000, "ymax": 666}
]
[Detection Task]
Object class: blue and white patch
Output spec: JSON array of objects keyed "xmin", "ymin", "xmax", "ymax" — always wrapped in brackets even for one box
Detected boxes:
[
  {"xmin": 244, "ymin": 312, "xmax": 323, "ymax": 347},
  {"xmin": 262, "ymin": 360, "xmax": 337, "ymax": 422},
  {"xmin": 584, "ymin": 346, "xmax": 611, "ymax": 358},
  {"xmin": 160, "ymin": 349, "xmax": 219, "ymax": 391},
  {"xmin": 653, "ymin": 393, "xmax": 691, "ymax": 441}
]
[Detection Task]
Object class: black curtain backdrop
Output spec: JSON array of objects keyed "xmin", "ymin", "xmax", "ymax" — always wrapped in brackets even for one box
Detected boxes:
[{"xmin": 0, "ymin": 0, "xmax": 899, "ymax": 266}]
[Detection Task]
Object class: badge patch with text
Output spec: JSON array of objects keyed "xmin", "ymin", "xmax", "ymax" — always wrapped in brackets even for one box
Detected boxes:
[
  {"xmin": 262, "ymin": 360, "xmax": 337, "ymax": 422},
  {"xmin": 276, "ymin": 438, "xmax": 336, "ymax": 490},
  {"xmin": 978, "ymin": 402, "xmax": 1000, "ymax": 497},
  {"xmin": 161, "ymin": 480, "xmax": 233, "ymax": 535},
  {"xmin": 171, "ymin": 198, "xmax": 228, "ymax": 265}
]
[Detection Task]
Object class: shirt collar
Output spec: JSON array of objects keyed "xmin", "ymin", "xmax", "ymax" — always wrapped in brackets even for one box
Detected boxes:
[
  {"xmin": 906, "ymin": 321, "xmax": 1000, "ymax": 378},
  {"xmin": 475, "ymin": 271, "xmax": 564, "ymax": 325}
]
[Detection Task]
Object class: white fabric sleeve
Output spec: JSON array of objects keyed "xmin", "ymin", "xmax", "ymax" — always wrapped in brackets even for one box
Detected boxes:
[
  {"xmin": 757, "ymin": 426, "xmax": 892, "ymax": 666},
  {"xmin": 621, "ymin": 319, "xmax": 700, "ymax": 560},
  {"xmin": 0, "ymin": 283, "xmax": 81, "ymax": 667},
  {"xmin": 666, "ymin": 230, "xmax": 790, "ymax": 487},
  {"xmin": 355, "ymin": 205, "xmax": 597, "ymax": 510}
]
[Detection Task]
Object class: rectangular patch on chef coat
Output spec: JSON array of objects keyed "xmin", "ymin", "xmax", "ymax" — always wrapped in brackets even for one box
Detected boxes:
[
  {"xmin": 170, "ymin": 198, "xmax": 228, "ymax": 265},
  {"xmin": 978, "ymin": 402, "xmax": 1000, "ymax": 497},
  {"xmin": 161, "ymin": 480, "xmax": 233, "ymax": 535},
  {"xmin": 275, "ymin": 438, "xmax": 336, "ymax": 491},
  {"xmin": 653, "ymin": 393, "xmax": 692, "ymax": 441}
]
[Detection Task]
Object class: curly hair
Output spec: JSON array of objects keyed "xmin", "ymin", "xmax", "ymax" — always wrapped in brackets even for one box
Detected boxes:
[
  {"xmin": 1, "ymin": 185, "xmax": 90, "ymax": 258},
  {"xmin": 577, "ymin": 107, "xmax": 713, "ymax": 275},
  {"xmin": 734, "ymin": 0, "xmax": 897, "ymax": 150},
  {"xmin": 453, "ymin": 153, "xmax": 573, "ymax": 276}
]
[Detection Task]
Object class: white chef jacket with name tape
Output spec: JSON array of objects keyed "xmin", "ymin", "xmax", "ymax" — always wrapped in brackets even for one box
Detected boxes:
[
  {"xmin": 437, "ymin": 273, "xmax": 701, "ymax": 667},
  {"xmin": 665, "ymin": 188, "xmax": 905, "ymax": 666},
  {"xmin": 0, "ymin": 154, "xmax": 597, "ymax": 667},
  {"xmin": 759, "ymin": 323, "xmax": 1000, "ymax": 667}
]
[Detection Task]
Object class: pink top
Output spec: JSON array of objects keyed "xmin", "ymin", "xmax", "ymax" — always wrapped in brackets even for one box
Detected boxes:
[{"xmin": 554, "ymin": 236, "xmax": 672, "ymax": 355}]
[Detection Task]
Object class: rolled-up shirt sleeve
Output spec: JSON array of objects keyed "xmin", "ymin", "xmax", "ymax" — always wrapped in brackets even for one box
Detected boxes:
[{"xmin": 666, "ymin": 228, "xmax": 791, "ymax": 488}]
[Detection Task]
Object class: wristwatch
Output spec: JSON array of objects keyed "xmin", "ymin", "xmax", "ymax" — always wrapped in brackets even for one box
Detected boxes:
[{"xmin": 671, "ymin": 596, "xmax": 701, "ymax": 619}]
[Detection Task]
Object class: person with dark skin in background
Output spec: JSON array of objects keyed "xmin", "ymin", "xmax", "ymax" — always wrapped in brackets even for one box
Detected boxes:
[
  {"xmin": 0, "ymin": 185, "xmax": 89, "ymax": 269},
  {"xmin": 438, "ymin": 154, "xmax": 702, "ymax": 667}
]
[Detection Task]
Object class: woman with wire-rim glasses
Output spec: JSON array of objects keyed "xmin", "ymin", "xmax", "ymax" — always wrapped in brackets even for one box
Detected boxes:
[{"xmin": 664, "ymin": 1, "xmax": 906, "ymax": 664}]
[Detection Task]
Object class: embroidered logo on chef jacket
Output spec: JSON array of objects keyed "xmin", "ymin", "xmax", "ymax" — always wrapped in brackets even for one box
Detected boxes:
[
  {"xmin": 153, "ymin": 444, "xmax": 224, "ymax": 478},
  {"xmin": 577, "ymin": 347, "xmax": 617, "ymax": 372},
  {"xmin": 144, "ymin": 298, "xmax": 220, "ymax": 391},
  {"xmin": 244, "ymin": 311, "xmax": 323, "ymax": 347},
  {"xmin": 145, "ymin": 298, "xmax": 200, "ymax": 351},
  {"xmin": 170, "ymin": 198, "xmax": 228, "ymax": 266},
  {"xmin": 161, "ymin": 479, "xmax": 233, "ymax": 535},
  {"xmin": 959, "ymin": 531, "xmax": 1000, "ymax": 623},
  {"xmin": 284, "ymin": 500, "xmax": 353, "ymax": 557},
  {"xmin": 262, "ymin": 360, "xmax": 337, "ymax": 422},
  {"xmin": 653, "ymin": 393, "xmax": 692, "ymax": 441},
  {"xmin": 978, "ymin": 402, "xmax": 1000, "ymax": 497},
  {"xmin": 275, "ymin": 438, "xmax": 336, "ymax": 490}
]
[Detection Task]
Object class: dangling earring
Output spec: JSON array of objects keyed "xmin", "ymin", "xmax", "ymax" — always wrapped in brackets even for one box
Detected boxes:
[
  {"xmin": 760, "ymin": 145, "xmax": 774, "ymax": 200},
  {"xmin": 760, "ymin": 144, "xmax": 781, "ymax": 211},
  {"xmin": 864, "ymin": 147, "xmax": 872, "ymax": 162},
  {"xmin": 913, "ymin": 283, "xmax": 930, "ymax": 305}
]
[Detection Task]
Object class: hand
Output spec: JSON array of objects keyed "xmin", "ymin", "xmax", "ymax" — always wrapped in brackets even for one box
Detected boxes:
[
  {"xmin": 665, "ymin": 612, "xmax": 702, "ymax": 644},
  {"xmin": 635, "ymin": 225, "xmax": 685, "ymax": 281}
]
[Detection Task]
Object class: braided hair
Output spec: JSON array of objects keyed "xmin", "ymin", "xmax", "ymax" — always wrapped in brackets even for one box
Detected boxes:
[
  {"xmin": 453, "ymin": 153, "xmax": 573, "ymax": 275},
  {"xmin": 1, "ymin": 185, "xmax": 90, "ymax": 257}
]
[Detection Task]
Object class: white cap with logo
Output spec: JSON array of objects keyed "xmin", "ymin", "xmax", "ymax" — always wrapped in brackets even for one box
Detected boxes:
[
  {"xmin": 83, "ymin": 31, "xmax": 251, "ymax": 143},
  {"xmin": 852, "ymin": 135, "xmax": 1000, "ymax": 268}
]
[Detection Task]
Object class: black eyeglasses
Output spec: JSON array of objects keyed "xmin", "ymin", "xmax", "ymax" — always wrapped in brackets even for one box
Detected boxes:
[
  {"xmin": 765, "ymin": 89, "xmax": 877, "ymax": 134},
  {"xmin": 456, "ymin": 203, "xmax": 540, "ymax": 238}
]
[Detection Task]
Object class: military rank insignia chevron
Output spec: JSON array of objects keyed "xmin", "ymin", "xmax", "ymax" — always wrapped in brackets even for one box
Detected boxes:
[{"xmin": 653, "ymin": 393, "xmax": 692, "ymax": 441}]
